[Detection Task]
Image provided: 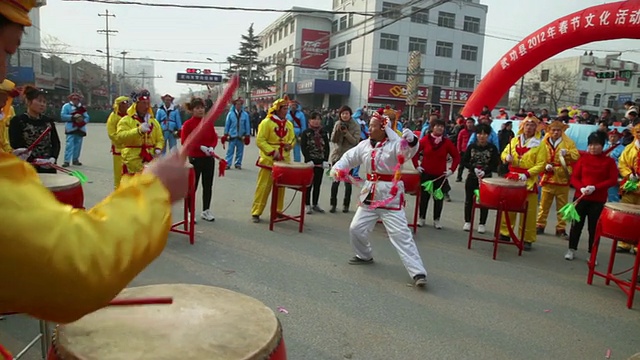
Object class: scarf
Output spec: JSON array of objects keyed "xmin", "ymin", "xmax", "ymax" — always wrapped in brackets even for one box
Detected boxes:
[{"xmin": 428, "ymin": 133, "xmax": 444, "ymax": 151}]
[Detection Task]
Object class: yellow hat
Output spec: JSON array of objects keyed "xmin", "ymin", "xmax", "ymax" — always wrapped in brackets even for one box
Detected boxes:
[
  {"xmin": 518, "ymin": 112, "xmax": 542, "ymax": 135},
  {"xmin": 267, "ymin": 96, "xmax": 288, "ymax": 118},
  {"xmin": 112, "ymin": 95, "xmax": 130, "ymax": 112},
  {"xmin": 0, "ymin": 79, "xmax": 15, "ymax": 92},
  {"xmin": 546, "ymin": 119, "xmax": 569, "ymax": 132},
  {"xmin": 0, "ymin": 0, "xmax": 36, "ymax": 27}
]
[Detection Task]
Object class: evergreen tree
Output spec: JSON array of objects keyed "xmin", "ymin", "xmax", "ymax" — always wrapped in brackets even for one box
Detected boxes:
[{"xmin": 225, "ymin": 23, "xmax": 273, "ymax": 92}]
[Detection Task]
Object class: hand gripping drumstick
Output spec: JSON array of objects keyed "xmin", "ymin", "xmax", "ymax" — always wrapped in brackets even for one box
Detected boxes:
[{"xmin": 179, "ymin": 75, "xmax": 240, "ymax": 162}]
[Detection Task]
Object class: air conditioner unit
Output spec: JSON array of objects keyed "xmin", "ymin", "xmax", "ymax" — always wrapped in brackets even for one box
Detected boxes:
[
  {"xmin": 610, "ymin": 60, "xmax": 621, "ymax": 68},
  {"xmin": 625, "ymin": 62, "xmax": 635, "ymax": 71},
  {"xmin": 580, "ymin": 55, "xmax": 593, "ymax": 65},
  {"xmin": 595, "ymin": 58, "xmax": 607, "ymax": 67},
  {"xmin": 35, "ymin": 0, "xmax": 47, "ymax": 7}
]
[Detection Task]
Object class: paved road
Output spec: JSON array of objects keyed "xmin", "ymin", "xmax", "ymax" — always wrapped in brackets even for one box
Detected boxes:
[{"xmin": 2, "ymin": 123, "xmax": 639, "ymax": 360}]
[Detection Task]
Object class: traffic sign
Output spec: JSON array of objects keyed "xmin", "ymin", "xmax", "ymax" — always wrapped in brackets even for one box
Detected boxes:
[
  {"xmin": 176, "ymin": 73, "xmax": 222, "ymax": 85},
  {"xmin": 595, "ymin": 71, "xmax": 616, "ymax": 79},
  {"xmin": 619, "ymin": 70, "xmax": 633, "ymax": 80}
]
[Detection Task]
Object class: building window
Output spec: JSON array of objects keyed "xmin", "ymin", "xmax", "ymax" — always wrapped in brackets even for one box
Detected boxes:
[
  {"xmin": 607, "ymin": 95, "xmax": 617, "ymax": 108},
  {"xmin": 417, "ymin": 68, "xmax": 425, "ymax": 84},
  {"xmin": 288, "ymin": 45, "xmax": 293, "ymax": 58},
  {"xmin": 611, "ymin": 79, "xmax": 618, "ymax": 85},
  {"xmin": 346, "ymin": 40, "xmax": 352, "ymax": 55},
  {"xmin": 290, "ymin": 22, "xmax": 294, "ymax": 33},
  {"xmin": 278, "ymin": 28, "xmax": 283, "ymax": 41},
  {"xmin": 458, "ymin": 73, "xmax": 475, "ymax": 88},
  {"xmin": 463, "ymin": 16, "xmax": 480, "ymax": 33},
  {"xmin": 438, "ymin": 11, "xmax": 455, "ymax": 28},
  {"xmin": 378, "ymin": 64, "xmax": 397, "ymax": 81},
  {"xmin": 287, "ymin": 69, "xmax": 292, "ymax": 82},
  {"xmin": 578, "ymin": 92, "xmax": 588, "ymax": 105},
  {"xmin": 593, "ymin": 94, "xmax": 601, "ymax": 107},
  {"xmin": 382, "ymin": 2, "xmax": 401, "ymax": 19},
  {"xmin": 348, "ymin": 13, "xmax": 354, "ymax": 27},
  {"xmin": 408, "ymin": 37, "xmax": 427, "ymax": 54},
  {"xmin": 284, "ymin": 25, "xmax": 288, "ymax": 37},
  {"xmin": 337, "ymin": 69, "xmax": 345, "ymax": 81},
  {"xmin": 330, "ymin": 46, "xmax": 337, "ymax": 59},
  {"xmin": 344, "ymin": 68, "xmax": 350, "ymax": 82},
  {"xmin": 540, "ymin": 69, "xmax": 550, "ymax": 82},
  {"xmin": 434, "ymin": 70, "xmax": 451, "ymax": 86},
  {"xmin": 625, "ymin": 79, "xmax": 631, "ymax": 87},
  {"xmin": 380, "ymin": 33, "xmax": 399, "ymax": 51},
  {"xmin": 328, "ymin": 70, "xmax": 336, "ymax": 81},
  {"xmin": 332, "ymin": 20, "xmax": 338, "ymax": 33},
  {"xmin": 582, "ymin": 72, "xmax": 589, "ymax": 81},
  {"xmin": 539, "ymin": 92, "xmax": 547, "ymax": 104},
  {"xmin": 461, "ymin": 45, "xmax": 478, "ymax": 61},
  {"xmin": 410, "ymin": 7, "xmax": 429, "ymax": 24},
  {"xmin": 339, "ymin": 15, "xmax": 347, "ymax": 30},
  {"xmin": 338, "ymin": 42, "xmax": 346, "ymax": 57},
  {"xmin": 435, "ymin": 41, "xmax": 453, "ymax": 58}
]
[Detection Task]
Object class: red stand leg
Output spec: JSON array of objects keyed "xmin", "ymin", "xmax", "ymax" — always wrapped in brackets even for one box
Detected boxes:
[
  {"xmin": 410, "ymin": 192, "xmax": 420, "ymax": 234},
  {"xmin": 587, "ymin": 223, "xmax": 601, "ymax": 285},
  {"xmin": 170, "ymin": 168, "xmax": 196, "ymax": 244},
  {"xmin": 269, "ymin": 184, "xmax": 310, "ymax": 233},
  {"xmin": 269, "ymin": 184, "xmax": 278, "ymax": 231},
  {"xmin": 467, "ymin": 198, "xmax": 477, "ymax": 250},
  {"xmin": 467, "ymin": 197, "xmax": 526, "ymax": 260}
]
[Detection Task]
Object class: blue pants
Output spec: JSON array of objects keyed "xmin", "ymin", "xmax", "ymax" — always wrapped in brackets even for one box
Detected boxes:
[
  {"xmin": 163, "ymin": 130, "xmax": 177, "ymax": 154},
  {"xmin": 293, "ymin": 144, "xmax": 302, "ymax": 162},
  {"xmin": 64, "ymin": 134, "xmax": 83, "ymax": 163},
  {"xmin": 608, "ymin": 186, "xmax": 620, "ymax": 202},
  {"xmin": 225, "ymin": 139, "xmax": 245, "ymax": 167}
]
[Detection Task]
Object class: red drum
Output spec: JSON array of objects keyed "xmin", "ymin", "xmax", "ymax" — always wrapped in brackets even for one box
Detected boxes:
[
  {"xmin": 599, "ymin": 202, "xmax": 640, "ymax": 243},
  {"xmin": 400, "ymin": 163, "xmax": 420, "ymax": 196},
  {"xmin": 272, "ymin": 161, "xmax": 314, "ymax": 188},
  {"xmin": 51, "ymin": 284, "xmax": 287, "ymax": 360},
  {"xmin": 479, "ymin": 178, "xmax": 527, "ymax": 211},
  {"xmin": 39, "ymin": 174, "xmax": 84, "ymax": 209}
]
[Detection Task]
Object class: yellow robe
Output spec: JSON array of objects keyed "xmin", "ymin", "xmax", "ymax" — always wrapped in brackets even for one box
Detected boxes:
[
  {"xmin": 536, "ymin": 135, "xmax": 580, "ymax": 232},
  {"xmin": 0, "ymin": 103, "xmax": 15, "ymax": 153},
  {"xmin": 106, "ymin": 111, "xmax": 125, "ymax": 188},
  {"xmin": 115, "ymin": 106, "xmax": 164, "ymax": 174},
  {"xmin": 0, "ymin": 153, "xmax": 172, "ymax": 323},
  {"xmin": 500, "ymin": 135, "xmax": 546, "ymax": 243},
  {"xmin": 251, "ymin": 116, "xmax": 296, "ymax": 217},
  {"xmin": 617, "ymin": 143, "xmax": 640, "ymax": 251}
]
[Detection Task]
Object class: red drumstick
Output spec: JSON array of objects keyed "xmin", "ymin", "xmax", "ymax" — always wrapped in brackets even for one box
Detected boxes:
[
  {"xmin": 26, "ymin": 126, "xmax": 51, "ymax": 152},
  {"xmin": 108, "ymin": 297, "xmax": 173, "ymax": 306},
  {"xmin": 180, "ymin": 75, "xmax": 239, "ymax": 161}
]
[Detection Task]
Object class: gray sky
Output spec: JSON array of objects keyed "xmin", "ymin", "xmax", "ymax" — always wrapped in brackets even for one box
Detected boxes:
[{"xmin": 39, "ymin": 0, "xmax": 635, "ymax": 98}]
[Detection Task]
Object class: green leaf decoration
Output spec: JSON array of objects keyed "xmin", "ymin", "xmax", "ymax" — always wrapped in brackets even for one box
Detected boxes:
[
  {"xmin": 474, "ymin": 189, "xmax": 480, "ymax": 204},
  {"xmin": 558, "ymin": 203, "xmax": 580, "ymax": 222},
  {"xmin": 68, "ymin": 170, "xmax": 88, "ymax": 184},
  {"xmin": 433, "ymin": 188, "xmax": 444, "ymax": 200},
  {"xmin": 623, "ymin": 179, "xmax": 639, "ymax": 192},
  {"xmin": 421, "ymin": 180, "xmax": 434, "ymax": 193}
]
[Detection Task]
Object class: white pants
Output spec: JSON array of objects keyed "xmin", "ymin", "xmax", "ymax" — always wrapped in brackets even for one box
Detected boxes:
[{"xmin": 349, "ymin": 206, "xmax": 427, "ymax": 278}]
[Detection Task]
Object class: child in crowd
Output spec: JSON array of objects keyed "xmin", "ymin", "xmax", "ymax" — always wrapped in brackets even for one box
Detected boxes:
[{"xmin": 301, "ymin": 111, "xmax": 330, "ymax": 214}]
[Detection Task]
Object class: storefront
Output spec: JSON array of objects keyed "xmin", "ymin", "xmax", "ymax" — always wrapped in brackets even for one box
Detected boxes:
[
  {"xmin": 438, "ymin": 88, "xmax": 474, "ymax": 121},
  {"xmin": 250, "ymin": 83, "xmax": 295, "ymax": 110},
  {"xmin": 367, "ymin": 80, "xmax": 441, "ymax": 112},
  {"xmin": 295, "ymin": 79, "xmax": 350, "ymax": 109}
]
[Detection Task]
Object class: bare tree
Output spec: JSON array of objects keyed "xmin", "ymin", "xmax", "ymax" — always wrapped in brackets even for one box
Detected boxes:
[
  {"xmin": 41, "ymin": 34, "xmax": 70, "ymax": 59},
  {"xmin": 520, "ymin": 66, "xmax": 579, "ymax": 114}
]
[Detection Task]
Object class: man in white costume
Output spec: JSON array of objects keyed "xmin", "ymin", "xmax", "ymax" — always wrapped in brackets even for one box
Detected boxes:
[{"xmin": 331, "ymin": 110, "xmax": 427, "ymax": 288}]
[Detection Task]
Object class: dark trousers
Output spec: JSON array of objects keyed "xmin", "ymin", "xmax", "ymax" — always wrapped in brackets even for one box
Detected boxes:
[
  {"xmin": 419, "ymin": 173, "xmax": 445, "ymax": 220},
  {"xmin": 331, "ymin": 169, "xmax": 353, "ymax": 207},
  {"xmin": 189, "ymin": 156, "xmax": 215, "ymax": 211},
  {"xmin": 568, "ymin": 200, "xmax": 604, "ymax": 252},
  {"xmin": 464, "ymin": 176, "xmax": 488, "ymax": 224},
  {"xmin": 456, "ymin": 152, "xmax": 465, "ymax": 180},
  {"xmin": 306, "ymin": 166, "xmax": 324, "ymax": 206}
]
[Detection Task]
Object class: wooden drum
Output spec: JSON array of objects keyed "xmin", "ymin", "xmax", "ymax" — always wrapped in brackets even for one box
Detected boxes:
[
  {"xmin": 400, "ymin": 162, "xmax": 420, "ymax": 196},
  {"xmin": 479, "ymin": 178, "xmax": 527, "ymax": 211},
  {"xmin": 51, "ymin": 284, "xmax": 287, "ymax": 360},
  {"xmin": 272, "ymin": 161, "xmax": 314, "ymax": 188},
  {"xmin": 39, "ymin": 174, "xmax": 84, "ymax": 209},
  {"xmin": 599, "ymin": 202, "xmax": 640, "ymax": 243}
]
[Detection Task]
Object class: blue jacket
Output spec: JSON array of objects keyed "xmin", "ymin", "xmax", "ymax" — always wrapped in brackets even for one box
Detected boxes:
[
  {"xmin": 352, "ymin": 108, "xmax": 368, "ymax": 139},
  {"xmin": 468, "ymin": 130, "xmax": 500, "ymax": 150},
  {"xmin": 156, "ymin": 105, "xmax": 182, "ymax": 132},
  {"xmin": 286, "ymin": 105, "xmax": 307, "ymax": 137},
  {"xmin": 604, "ymin": 142, "xmax": 625, "ymax": 165},
  {"xmin": 224, "ymin": 107, "xmax": 251, "ymax": 138},
  {"xmin": 60, "ymin": 102, "xmax": 89, "ymax": 134},
  {"xmin": 420, "ymin": 122, "xmax": 429, "ymax": 139}
]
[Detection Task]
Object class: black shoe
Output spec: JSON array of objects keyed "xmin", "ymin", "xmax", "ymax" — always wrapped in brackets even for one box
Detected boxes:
[
  {"xmin": 235, "ymin": 165, "xmax": 242, "ymax": 170},
  {"xmin": 455, "ymin": 178, "xmax": 462, "ymax": 183},
  {"xmin": 348, "ymin": 256, "xmax": 373, "ymax": 265},
  {"xmin": 342, "ymin": 205, "xmax": 349, "ymax": 213},
  {"xmin": 444, "ymin": 194, "xmax": 451, "ymax": 202},
  {"xmin": 413, "ymin": 274, "xmax": 427, "ymax": 288},
  {"xmin": 536, "ymin": 227, "xmax": 544, "ymax": 235},
  {"xmin": 330, "ymin": 205, "xmax": 337, "ymax": 213},
  {"xmin": 73, "ymin": 160, "xmax": 82, "ymax": 166},
  {"xmin": 62, "ymin": 162, "xmax": 70, "ymax": 168},
  {"xmin": 556, "ymin": 230, "xmax": 569, "ymax": 240},
  {"xmin": 500, "ymin": 234, "xmax": 511, "ymax": 242},
  {"xmin": 251, "ymin": 215, "xmax": 260, "ymax": 223},
  {"xmin": 523, "ymin": 242, "xmax": 533, "ymax": 251}
]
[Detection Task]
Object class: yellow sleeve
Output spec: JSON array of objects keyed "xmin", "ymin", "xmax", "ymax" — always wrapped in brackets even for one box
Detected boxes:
[
  {"xmin": 106, "ymin": 112, "xmax": 119, "ymax": 144},
  {"xmin": 0, "ymin": 153, "xmax": 172, "ymax": 323},
  {"xmin": 151, "ymin": 119, "xmax": 164, "ymax": 150},
  {"xmin": 8, "ymin": 106, "xmax": 14, "ymax": 118},
  {"xmin": 528, "ymin": 145, "xmax": 547, "ymax": 177},
  {"xmin": 115, "ymin": 116, "xmax": 142, "ymax": 145},
  {"xmin": 619, "ymin": 145, "xmax": 635, "ymax": 178},
  {"xmin": 256, "ymin": 120, "xmax": 275, "ymax": 155},
  {"xmin": 501, "ymin": 138, "xmax": 515, "ymax": 162}
]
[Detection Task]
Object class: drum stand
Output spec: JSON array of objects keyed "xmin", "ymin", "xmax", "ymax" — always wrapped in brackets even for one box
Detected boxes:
[
  {"xmin": 587, "ymin": 223, "xmax": 640, "ymax": 309},
  {"xmin": 467, "ymin": 197, "xmax": 528, "ymax": 260},
  {"xmin": 170, "ymin": 167, "xmax": 196, "ymax": 245},
  {"xmin": 0, "ymin": 315, "xmax": 50, "ymax": 359},
  {"xmin": 406, "ymin": 192, "xmax": 420, "ymax": 234},
  {"xmin": 269, "ymin": 183, "xmax": 309, "ymax": 233}
]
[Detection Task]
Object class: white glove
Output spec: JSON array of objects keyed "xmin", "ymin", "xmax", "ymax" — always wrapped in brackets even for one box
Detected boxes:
[
  {"xmin": 155, "ymin": 149, "xmax": 162, "ymax": 155},
  {"xmin": 474, "ymin": 168, "xmax": 485, "ymax": 178},
  {"xmin": 580, "ymin": 187, "xmax": 588, "ymax": 195},
  {"xmin": 322, "ymin": 161, "xmax": 330, "ymax": 169},
  {"xmin": 518, "ymin": 173, "xmax": 528, "ymax": 181},
  {"xmin": 585, "ymin": 185, "xmax": 596, "ymax": 195},
  {"xmin": 402, "ymin": 128, "xmax": 416, "ymax": 142},
  {"xmin": 545, "ymin": 164, "xmax": 554, "ymax": 172},
  {"xmin": 560, "ymin": 149, "xmax": 567, "ymax": 157},
  {"xmin": 306, "ymin": 161, "xmax": 314, "ymax": 166},
  {"xmin": 505, "ymin": 154, "xmax": 513, "ymax": 163},
  {"xmin": 12, "ymin": 148, "xmax": 31, "ymax": 161},
  {"xmin": 33, "ymin": 157, "xmax": 54, "ymax": 167},
  {"xmin": 444, "ymin": 169, "xmax": 453, "ymax": 177},
  {"xmin": 631, "ymin": 174, "xmax": 639, "ymax": 182},
  {"xmin": 139, "ymin": 122, "xmax": 151, "ymax": 134},
  {"xmin": 417, "ymin": 166, "xmax": 424, "ymax": 174}
]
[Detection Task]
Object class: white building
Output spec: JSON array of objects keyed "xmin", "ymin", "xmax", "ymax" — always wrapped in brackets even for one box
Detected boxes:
[
  {"xmin": 255, "ymin": 0, "xmax": 488, "ymax": 116},
  {"xmin": 522, "ymin": 53, "xmax": 640, "ymax": 118},
  {"xmin": 114, "ymin": 57, "xmax": 157, "ymax": 98},
  {"xmin": 9, "ymin": 1, "xmax": 50, "ymax": 89}
]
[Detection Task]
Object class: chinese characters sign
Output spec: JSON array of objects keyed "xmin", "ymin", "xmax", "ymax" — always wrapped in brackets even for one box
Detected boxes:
[{"xmin": 176, "ymin": 73, "xmax": 222, "ymax": 84}]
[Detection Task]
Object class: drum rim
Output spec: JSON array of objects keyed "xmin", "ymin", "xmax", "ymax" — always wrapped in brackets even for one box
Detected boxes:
[
  {"xmin": 38, "ymin": 174, "xmax": 80, "ymax": 191},
  {"xmin": 604, "ymin": 202, "xmax": 640, "ymax": 213},
  {"xmin": 272, "ymin": 161, "xmax": 313, "ymax": 169},
  {"xmin": 481, "ymin": 178, "xmax": 526, "ymax": 187},
  {"xmin": 53, "ymin": 284, "xmax": 283, "ymax": 360}
]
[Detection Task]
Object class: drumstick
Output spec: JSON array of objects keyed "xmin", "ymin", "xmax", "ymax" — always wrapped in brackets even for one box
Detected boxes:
[
  {"xmin": 26, "ymin": 126, "xmax": 51, "ymax": 152},
  {"xmin": 108, "ymin": 297, "xmax": 173, "ymax": 306},
  {"xmin": 180, "ymin": 75, "xmax": 239, "ymax": 161}
]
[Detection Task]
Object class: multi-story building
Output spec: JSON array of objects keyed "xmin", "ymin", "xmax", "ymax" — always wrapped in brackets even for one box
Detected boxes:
[
  {"xmin": 114, "ymin": 57, "xmax": 157, "ymax": 99},
  {"xmin": 255, "ymin": 0, "xmax": 488, "ymax": 117},
  {"xmin": 9, "ymin": 0, "xmax": 50, "ymax": 89},
  {"xmin": 521, "ymin": 53, "xmax": 640, "ymax": 117}
]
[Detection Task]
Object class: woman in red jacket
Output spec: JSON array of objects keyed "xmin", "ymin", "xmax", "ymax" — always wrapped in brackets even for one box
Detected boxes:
[
  {"xmin": 180, "ymin": 97, "xmax": 219, "ymax": 222},
  {"xmin": 413, "ymin": 118, "xmax": 460, "ymax": 229},
  {"xmin": 565, "ymin": 131, "xmax": 618, "ymax": 261}
]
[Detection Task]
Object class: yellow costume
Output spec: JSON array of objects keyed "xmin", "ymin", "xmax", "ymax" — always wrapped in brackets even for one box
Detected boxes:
[
  {"xmin": 251, "ymin": 98, "xmax": 296, "ymax": 218},
  {"xmin": 617, "ymin": 124, "xmax": 640, "ymax": 251},
  {"xmin": 500, "ymin": 115, "xmax": 546, "ymax": 245},
  {"xmin": 115, "ymin": 102, "xmax": 163, "ymax": 174},
  {"xmin": 536, "ymin": 121, "xmax": 580, "ymax": 234},
  {"xmin": 106, "ymin": 96, "xmax": 129, "ymax": 188},
  {"xmin": 0, "ymin": 80, "xmax": 17, "ymax": 153},
  {"xmin": 0, "ymin": 153, "xmax": 172, "ymax": 323}
]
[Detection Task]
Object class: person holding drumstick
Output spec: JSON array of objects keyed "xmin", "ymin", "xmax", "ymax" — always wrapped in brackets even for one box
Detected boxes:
[
  {"xmin": 616, "ymin": 119, "xmax": 640, "ymax": 253},
  {"xmin": 0, "ymin": 79, "xmax": 17, "ymax": 154},
  {"xmin": 500, "ymin": 113, "xmax": 546, "ymax": 251},
  {"xmin": 115, "ymin": 89, "xmax": 164, "ymax": 175},
  {"xmin": 251, "ymin": 96, "xmax": 295, "ymax": 223},
  {"xmin": 9, "ymin": 85, "xmax": 60, "ymax": 173},
  {"xmin": 0, "ymin": 0, "xmax": 190, "ymax": 325},
  {"xmin": 106, "ymin": 95, "xmax": 130, "ymax": 189}
]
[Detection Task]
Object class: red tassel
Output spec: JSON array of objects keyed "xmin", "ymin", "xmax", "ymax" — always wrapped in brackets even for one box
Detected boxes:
[
  {"xmin": 140, "ymin": 149, "xmax": 153, "ymax": 163},
  {"xmin": 505, "ymin": 172, "xmax": 520, "ymax": 181},
  {"xmin": 218, "ymin": 160, "xmax": 227, "ymax": 177}
]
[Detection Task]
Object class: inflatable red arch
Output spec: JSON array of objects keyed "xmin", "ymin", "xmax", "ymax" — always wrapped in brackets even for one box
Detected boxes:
[{"xmin": 462, "ymin": 0, "xmax": 640, "ymax": 117}]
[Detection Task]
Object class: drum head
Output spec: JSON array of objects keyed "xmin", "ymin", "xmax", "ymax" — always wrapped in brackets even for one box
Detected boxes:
[
  {"xmin": 38, "ymin": 174, "xmax": 79, "ymax": 191},
  {"xmin": 482, "ymin": 178, "xmax": 525, "ymax": 188},
  {"xmin": 55, "ymin": 284, "xmax": 281, "ymax": 360},
  {"xmin": 605, "ymin": 202, "xmax": 640, "ymax": 214},
  {"xmin": 273, "ymin": 161, "xmax": 312, "ymax": 169}
]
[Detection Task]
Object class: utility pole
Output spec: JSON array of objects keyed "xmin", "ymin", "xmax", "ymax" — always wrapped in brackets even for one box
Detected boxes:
[
  {"xmin": 141, "ymin": 69, "xmax": 146, "ymax": 88},
  {"xmin": 98, "ymin": 9, "xmax": 117, "ymax": 104},
  {"xmin": 120, "ymin": 51, "xmax": 128, "ymax": 95},
  {"xmin": 450, "ymin": 69, "xmax": 458, "ymax": 121}
]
